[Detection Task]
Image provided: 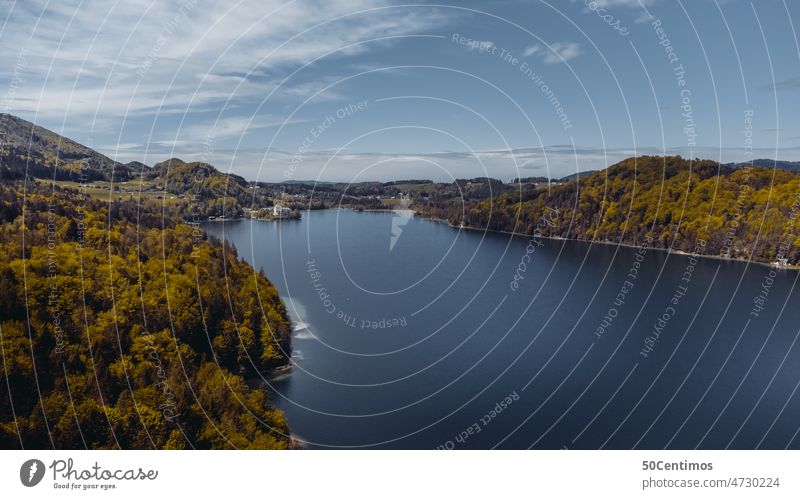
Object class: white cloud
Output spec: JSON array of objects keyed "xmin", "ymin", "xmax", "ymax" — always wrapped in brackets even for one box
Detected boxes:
[
  {"xmin": 98, "ymin": 142, "xmax": 142, "ymax": 151},
  {"xmin": 178, "ymin": 115, "xmax": 309, "ymax": 142},
  {"xmin": 522, "ymin": 45, "xmax": 541, "ymax": 57},
  {"xmin": 545, "ymin": 42, "xmax": 582, "ymax": 64},
  {"xmin": 524, "ymin": 42, "xmax": 582, "ymax": 64}
]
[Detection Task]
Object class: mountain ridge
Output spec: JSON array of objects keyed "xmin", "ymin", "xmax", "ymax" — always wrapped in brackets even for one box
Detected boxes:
[{"xmin": 0, "ymin": 113, "xmax": 135, "ymax": 181}]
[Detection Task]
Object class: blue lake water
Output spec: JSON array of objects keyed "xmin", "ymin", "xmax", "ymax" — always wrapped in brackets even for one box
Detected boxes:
[{"xmin": 202, "ymin": 210, "xmax": 800, "ymax": 449}]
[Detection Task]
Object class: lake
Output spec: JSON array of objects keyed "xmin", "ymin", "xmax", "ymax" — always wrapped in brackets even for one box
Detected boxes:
[{"xmin": 202, "ymin": 210, "xmax": 800, "ymax": 449}]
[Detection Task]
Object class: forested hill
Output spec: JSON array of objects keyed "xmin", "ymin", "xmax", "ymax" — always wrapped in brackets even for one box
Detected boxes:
[
  {"xmin": 417, "ymin": 156, "xmax": 800, "ymax": 265},
  {"xmin": 0, "ymin": 113, "xmax": 139, "ymax": 182},
  {"xmin": 0, "ymin": 182, "xmax": 294, "ymax": 449}
]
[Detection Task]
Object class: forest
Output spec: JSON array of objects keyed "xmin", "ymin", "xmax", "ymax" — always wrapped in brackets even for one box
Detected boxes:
[
  {"xmin": 0, "ymin": 181, "xmax": 295, "ymax": 449},
  {"xmin": 415, "ymin": 156, "xmax": 800, "ymax": 265}
]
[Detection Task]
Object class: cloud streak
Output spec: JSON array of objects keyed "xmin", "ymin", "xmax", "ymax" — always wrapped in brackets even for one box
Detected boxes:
[
  {"xmin": 523, "ymin": 42, "xmax": 582, "ymax": 64},
  {"xmin": 1, "ymin": 1, "xmax": 447, "ymax": 124}
]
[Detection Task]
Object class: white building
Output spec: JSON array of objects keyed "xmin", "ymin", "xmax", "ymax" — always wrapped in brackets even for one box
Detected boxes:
[{"xmin": 273, "ymin": 204, "xmax": 292, "ymax": 217}]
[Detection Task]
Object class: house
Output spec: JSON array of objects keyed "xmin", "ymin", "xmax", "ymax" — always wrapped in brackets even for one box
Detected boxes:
[{"xmin": 273, "ymin": 204, "xmax": 292, "ymax": 217}]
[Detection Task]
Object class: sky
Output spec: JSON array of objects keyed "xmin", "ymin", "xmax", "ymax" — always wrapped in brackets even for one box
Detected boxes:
[{"xmin": 1, "ymin": 0, "xmax": 799, "ymax": 182}]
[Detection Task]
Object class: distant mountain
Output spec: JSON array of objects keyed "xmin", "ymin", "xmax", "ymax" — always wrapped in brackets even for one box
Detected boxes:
[
  {"xmin": 512, "ymin": 172, "xmax": 599, "ymax": 183},
  {"xmin": 0, "ymin": 113, "xmax": 136, "ymax": 181},
  {"xmin": 511, "ymin": 176, "xmax": 549, "ymax": 184},
  {"xmin": 728, "ymin": 159, "xmax": 800, "ymax": 172},
  {"xmin": 383, "ymin": 179, "xmax": 434, "ymax": 186},
  {"xmin": 123, "ymin": 160, "xmax": 150, "ymax": 173},
  {"xmin": 281, "ymin": 179, "xmax": 336, "ymax": 185}
]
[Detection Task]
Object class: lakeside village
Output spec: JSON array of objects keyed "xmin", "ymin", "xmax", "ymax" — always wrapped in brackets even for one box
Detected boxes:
[
  {"xmin": 211, "ymin": 202, "xmax": 301, "ymax": 222},
  {"xmin": 76, "ymin": 180, "xmax": 302, "ymax": 222}
]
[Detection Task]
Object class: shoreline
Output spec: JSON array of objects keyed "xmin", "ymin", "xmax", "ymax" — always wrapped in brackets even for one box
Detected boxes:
[
  {"xmin": 192, "ymin": 214, "xmax": 301, "ymax": 224},
  {"xmin": 197, "ymin": 208, "xmax": 799, "ymax": 271},
  {"xmin": 419, "ymin": 214, "xmax": 799, "ymax": 272}
]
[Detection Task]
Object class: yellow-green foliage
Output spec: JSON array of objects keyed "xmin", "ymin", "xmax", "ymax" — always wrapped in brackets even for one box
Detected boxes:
[
  {"xmin": 0, "ymin": 182, "xmax": 292, "ymax": 449},
  {"xmin": 420, "ymin": 156, "xmax": 800, "ymax": 263}
]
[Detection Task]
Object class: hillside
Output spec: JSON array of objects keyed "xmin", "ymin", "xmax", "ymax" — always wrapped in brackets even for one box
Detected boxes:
[
  {"xmin": 0, "ymin": 113, "xmax": 136, "ymax": 182},
  {"xmin": 416, "ymin": 156, "xmax": 800, "ymax": 265},
  {"xmin": 0, "ymin": 181, "xmax": 294, "ymax": 449},
  {"xmin": 145, "ymin": 157, "xmax": 263, "ymax": 219}
]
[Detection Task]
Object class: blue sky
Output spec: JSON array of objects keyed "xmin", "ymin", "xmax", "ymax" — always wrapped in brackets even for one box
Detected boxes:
[{"xmin": 2, "ymin": 0, "xmax": 799, "ymax": 181}]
